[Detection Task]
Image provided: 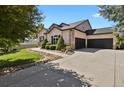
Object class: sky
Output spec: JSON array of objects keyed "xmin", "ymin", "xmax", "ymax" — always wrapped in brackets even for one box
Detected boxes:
[{"xmin": 38, "ymin": 5, "xmax": 115, "ymax": 29}]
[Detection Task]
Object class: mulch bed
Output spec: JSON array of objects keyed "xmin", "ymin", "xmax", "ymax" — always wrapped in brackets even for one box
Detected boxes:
[{"xmin": 0, "ymin": 50, "xmax": 63, "ymax": 76}]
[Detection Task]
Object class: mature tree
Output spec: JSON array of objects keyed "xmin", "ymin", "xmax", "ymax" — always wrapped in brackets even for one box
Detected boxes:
[
  {"xmin": 0, "ymin": 5, "xmax": 43, "ymax": 52},
  {"xmin": 99, "ymin": 5, "xmax": 124, "ymax": 30},
  {"xmin": 113, "ymin": 32, "xmax": 124, "ymax": 48},
  {"xmin": 99, "ymin": 5, "xmax": 124, "ymax": 48}
]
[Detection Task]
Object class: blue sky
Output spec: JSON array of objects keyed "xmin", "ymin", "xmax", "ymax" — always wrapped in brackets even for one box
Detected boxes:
[{"xmin": 38, "ymin": 5, "xmax": 115, "ymax": 29}]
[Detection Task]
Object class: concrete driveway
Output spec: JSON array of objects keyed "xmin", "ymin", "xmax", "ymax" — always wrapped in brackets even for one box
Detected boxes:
[
  {"xmin": 0, "ymin": 48, "xmax": 124, "ymax": 87},
  {"xmin": 51, "ymin": 48, "xmax": 124, "ymax": 87},
  {"xmin": 0, "ymin": 63, "xmax": 90, "ymax": 87}
]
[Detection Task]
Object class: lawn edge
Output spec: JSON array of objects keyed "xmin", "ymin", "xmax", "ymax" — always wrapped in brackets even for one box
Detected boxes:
[{"xmin": 0, "ymin": 49, "xmax": 63, "ymax": 77}]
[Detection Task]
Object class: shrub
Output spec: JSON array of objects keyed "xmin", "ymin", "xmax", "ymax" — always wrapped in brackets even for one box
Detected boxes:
[
  {"xmin": 65, "ymin": 45, "xmax": 74, "ymax": 54},
  {"xmin": 0, "ymin": 38, "xmax": 18, "ymax": 53},
  {"xmin": 49, "ymin": 45, "xmax": 56, "ymax": 50},
  {"xmin": 56, "ymin": 36, "xmax": 65, "ymax": 50},
  {"xmin": 46, "ymin": 42, "xmax": 51, "ymax": 45},
  {"xmin": 61, "ymin": 48, "xmax": 66, "ymax": 52},
  {"xmin": 45, "ymin": 42, "xmax": 51, "ymax": 50},
  {"xmin": 66, "ymin": 45, "xmax": 72, "ymax": 50},
  {"xmin": 41, "ymin": 39, "xmax": 48, "ymax": 49},
  {"xmin": 45, "ymin": 45, "xmax": 50, "ymax": 49}
]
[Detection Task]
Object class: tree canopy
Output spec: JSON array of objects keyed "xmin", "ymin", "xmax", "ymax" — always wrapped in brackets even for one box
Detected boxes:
[
  {"xmin": 99, "ymin": 5, "xmax": 124, "ymax": 31},
  {"xmin": 0, "ymin": 5, "xmax": 43, "ymax": 52},
  {"xmin": 99, "ymin": 5, "xmax": 124, "ymax": 48}
]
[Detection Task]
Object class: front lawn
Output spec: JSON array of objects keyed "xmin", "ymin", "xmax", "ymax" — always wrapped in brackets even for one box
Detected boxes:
[{"xmin": 0, "ymin": 49, "xmax": 44, "ymax": 68}]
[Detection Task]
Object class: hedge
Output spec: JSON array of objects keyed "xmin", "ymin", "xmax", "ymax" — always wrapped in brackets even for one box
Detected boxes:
[
  {"xmin": 45, "ymin": 45, "xmax": 50, "ymax": 49},
  {"xmin": 49, "ymin": 45, "xmax": 56, "ymax": 50},
  {"xmin": 41, "ymin": 39, "xmax": 48, "ymax": 49}
]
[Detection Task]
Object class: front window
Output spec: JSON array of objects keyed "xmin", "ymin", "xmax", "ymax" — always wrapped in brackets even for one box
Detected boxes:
[
  {"xmin": 51, "ymin": 35, "xmax": 60, "ymax": 44},
  {"xmin": 39, "ymin": 36, "xmax": 44, "ymax": 42}
]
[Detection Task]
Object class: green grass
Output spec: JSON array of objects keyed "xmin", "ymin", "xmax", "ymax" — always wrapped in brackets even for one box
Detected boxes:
[{"xmin": 0, "ymin": 49, "xmax": 44, "ymax": 68}]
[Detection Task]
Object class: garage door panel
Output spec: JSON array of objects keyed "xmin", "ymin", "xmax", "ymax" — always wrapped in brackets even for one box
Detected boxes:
[
  {"xmin": 87, "ymin": 38, "xmax": 113, "ymax": 49},
  {"xmin": 75, "ymin": 38, "xmax": 85, "ymax": 49}
]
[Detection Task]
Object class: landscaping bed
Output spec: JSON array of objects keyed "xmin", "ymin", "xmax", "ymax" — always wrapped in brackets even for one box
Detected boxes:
[
  {"xmin": 39, "ymin": 36, "xmax": 75, "ymax": 55},
  {"xmin": 0, "ymin": 49, "xmax": 62, "ymax": 76}
]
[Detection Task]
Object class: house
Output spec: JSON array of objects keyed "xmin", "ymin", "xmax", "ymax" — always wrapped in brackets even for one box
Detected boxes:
[{"xmin": 38, "ymin": 19, "xmax": 116, "ymax": 49}]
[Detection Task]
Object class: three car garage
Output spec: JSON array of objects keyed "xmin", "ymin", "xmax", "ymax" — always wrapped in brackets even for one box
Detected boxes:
[
  {"xmin": 74, "ymin": 27, "xmax": 116, "ymax": 49},
  {"xmin": 75, "ymin": 38, "xmax": 114, "ymax": 49}
]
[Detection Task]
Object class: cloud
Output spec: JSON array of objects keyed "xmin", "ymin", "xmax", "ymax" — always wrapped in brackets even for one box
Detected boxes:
[{"xmin": 92, "ymin": 13, "xmax": 101, "ymax": 18}]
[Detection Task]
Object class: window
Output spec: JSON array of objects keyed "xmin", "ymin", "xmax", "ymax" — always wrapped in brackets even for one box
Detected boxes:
[
  {"xmin": 51, "ymin": 35, "xmax": 60, "ymax": 44},
  {"xmin": 39, "ymin": 36, "xmax": 44, "ymax": 42},
  {"xmin": 51, "ymin": 36, "xmax": 53, "ymax": 44}
]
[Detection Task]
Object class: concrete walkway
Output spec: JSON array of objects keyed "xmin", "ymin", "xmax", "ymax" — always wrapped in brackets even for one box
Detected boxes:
[{"xmin": 30, "ymin": 48, "xmax": 69, "ymax": 57}]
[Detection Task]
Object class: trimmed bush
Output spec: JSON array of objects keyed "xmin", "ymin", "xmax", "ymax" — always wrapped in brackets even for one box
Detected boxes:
[
  {"xmin": 45, "ymin": 45, "xmax": 50, "ymax": 49},
  {"xmin": 56, "ymin": 36, "xmax": 65, "ymax": 50},
  {"xmin": 46, "ymin": 42, "xmax": 51, "ymax": 45},
  {"xmin": 45, "ymin": 42, "xmax": 51, "ymax": 50},
  {"xmin": 49, "ymin": 45, "xmax": 56, "ymax": 50},
  {"xmin": 41, "ymin": 39, "xmax": 48, "ymax": 49},
  {"xmin": 65, "ymin": 45, "xmax": 73, "ymax": 51},
  {"xmin": 65, "ymin": 45, "xmax": 74, "ymax": 54}
]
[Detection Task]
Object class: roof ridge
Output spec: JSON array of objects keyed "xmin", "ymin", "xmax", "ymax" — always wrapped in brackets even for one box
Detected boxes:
[
  {"xmin": 60, "ymin": 22, "xmax": 70, "ymax": 26},
  {"xmin": 69, "ymin": 19, "xmax": 88, "ymax": 25},
  {"xmin": 94, "ymin": 27, "xmax": 113, "ymax": 30}
]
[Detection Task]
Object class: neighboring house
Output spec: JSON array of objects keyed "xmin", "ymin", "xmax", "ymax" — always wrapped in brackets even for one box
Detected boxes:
[{"xmin": 38, "ymin": 19, "xmax": 116, "ymax": 49}]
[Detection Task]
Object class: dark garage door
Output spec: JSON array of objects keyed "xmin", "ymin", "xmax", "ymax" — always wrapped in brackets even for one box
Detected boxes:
[
  {"xmin": 75, "ymin": 38, "xmax": 85, "ymax": 49},
  {"xmin": 87, "ymin": 38, "xmax": 113, "ymax": 49}
]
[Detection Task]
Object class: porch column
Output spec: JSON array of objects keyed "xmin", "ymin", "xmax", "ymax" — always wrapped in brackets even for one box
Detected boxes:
[{"xmin": 71, "ymin": 29, "xmax": 75, "ymax": 49}]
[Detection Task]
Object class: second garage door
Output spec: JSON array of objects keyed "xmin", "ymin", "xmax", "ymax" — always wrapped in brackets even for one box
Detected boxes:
[{"xmin": 87, "ymin": 38, "xmax": 113, "ymax": 49}]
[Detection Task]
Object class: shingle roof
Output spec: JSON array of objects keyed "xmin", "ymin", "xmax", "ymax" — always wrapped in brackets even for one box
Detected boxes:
[
  {"xmin": 49, "ymin": 23, "xmax": 62, "ymax": 30},
  {"xmin": 44, "ymin": 28, "xmax": 49, "ymax": 31},
  {"xmin": 86, "ymin": 27, "xmax": 115, "ymax": 35},
  {"xmin": 61, "ymin": 20, "xmax": 87, "ymax": 30},
  {"xmin": 44, "ymin": 28, "xmax": 49, "ymax": 34},
  {"xmin": 42, "ymin": 20, "xmax": 114, "ymax": 35},
  {"xmin": 60, "ymin": 23, "xmax": 69, "ymax": 27},
  {"xmin": 45, "ymin": 19, "xmax": 88, "ymax": 33}
]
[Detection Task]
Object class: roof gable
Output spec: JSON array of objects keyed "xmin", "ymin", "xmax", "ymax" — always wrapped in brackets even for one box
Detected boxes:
[
  {"xmin": 46, "ymin": 19, "xmax": 89, "ymax": 33},
  {"xmin": 61, "ymin": 20, "xmax": 88, "ymax": 30},
  {"xmin": 38, "ymin": 28, "xmax": 48, "ymax": 35},
  {"xmin": 49, "ymin": 23, "xmax": 62, "ymax": 30}
]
